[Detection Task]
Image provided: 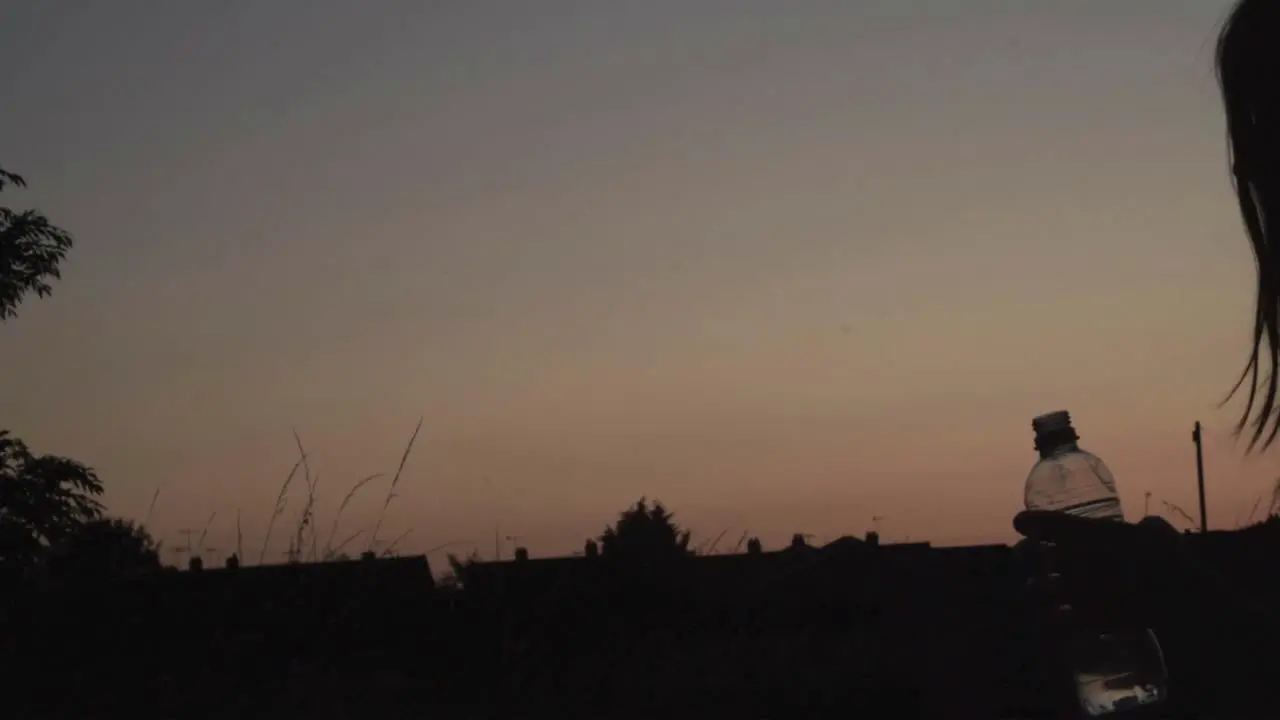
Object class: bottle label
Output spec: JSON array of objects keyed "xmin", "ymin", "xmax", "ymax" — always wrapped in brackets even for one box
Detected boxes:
[{"xmin": 1060, "ymin": 497, "xmax": 1122, "ymax": 519}]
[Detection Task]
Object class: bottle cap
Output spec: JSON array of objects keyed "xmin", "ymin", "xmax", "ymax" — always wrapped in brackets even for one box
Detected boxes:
[{"xmin": 1032, "ymin": 410, "xmax": 1073, "ymax": 434}]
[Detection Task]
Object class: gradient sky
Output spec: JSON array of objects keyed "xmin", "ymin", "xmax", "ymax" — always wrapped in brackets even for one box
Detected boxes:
[{"xmin": 1, "ymin": 0, "xmax": 1272, "ymax": 562}]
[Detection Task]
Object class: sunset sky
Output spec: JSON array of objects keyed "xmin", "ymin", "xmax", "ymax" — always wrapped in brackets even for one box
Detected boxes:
[{"xmin": 2, "ymin": 1, "xmax": 1274, "ymax": 563}]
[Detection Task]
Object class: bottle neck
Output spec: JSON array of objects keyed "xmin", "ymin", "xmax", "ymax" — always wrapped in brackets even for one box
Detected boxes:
[{"xmin": 1034, "ymin": 428, "xmax": 1080, "ymax": 459}]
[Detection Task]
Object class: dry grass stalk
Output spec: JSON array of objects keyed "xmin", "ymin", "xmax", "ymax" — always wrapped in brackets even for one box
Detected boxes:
[
  {"xmin": 288, "ymin": 430, "xmax": 319, "ymax": 563},
  {"xmin": 368, "ymin": 417, "xmax": 424, "ymax": 552},
  {"xmin": 704, "ymin": 528, "xmax": 729, "ymax": 556},
  {"xmin": 330, "ymin": 527, "xmax": 368, "ymax": 558},
  {"xmin": 1162, "ymin": 500, "xmax": 1197, "ymax": 528},
  {"xmin": 379, "ymin": 529, "xmax": 413, "ymax": 558},
  {"xmin": 144, "ymin": 486, "xmax": 161, "ymax": 528},
  {"xmin": 290, "ymin": 475, "xmax": 320, "ymax": 563},
  {"xmin": 323, "ymin": 472, "xmax": 383, "ymax": 558},
  {"xmin": 259, "ymin": 453, "xmax": 307, "ymax": 565},
  {"xmin": 196, "ymin": 511, "xmax": 217, "ymax": 557}
]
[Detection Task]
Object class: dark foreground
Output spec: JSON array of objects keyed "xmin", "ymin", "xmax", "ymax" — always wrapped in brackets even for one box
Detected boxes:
[{"xmin": 4, "ymin": 530, "xmax": 1279, "ymax": 718}]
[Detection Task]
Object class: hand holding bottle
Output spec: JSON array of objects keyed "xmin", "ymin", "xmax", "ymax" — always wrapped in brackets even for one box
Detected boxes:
[
  {"xmin": 1015, "ymin": 508, "xmax": 1280, "ymax": 716},
  {"xmin": 1015, "ymin": 510, "xmax": 1191, "ymax": 630}
]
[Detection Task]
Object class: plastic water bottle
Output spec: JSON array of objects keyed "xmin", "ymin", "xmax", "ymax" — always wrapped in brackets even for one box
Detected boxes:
[
  {"xmin": 1024, "ymin": 410, "xmax": 1168, "ymax": 716},
  {"xmin": 1024, "ymin": 410, "xmax": 1124, "ymax": 521}
]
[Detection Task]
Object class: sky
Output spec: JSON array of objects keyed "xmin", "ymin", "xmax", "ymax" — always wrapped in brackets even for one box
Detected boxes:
[{"xmin": 1, "ymin": 0, "xmax": 1273, "ymax": 563}]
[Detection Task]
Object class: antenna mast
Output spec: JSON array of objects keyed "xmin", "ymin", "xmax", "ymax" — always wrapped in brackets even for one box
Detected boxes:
[{"xmin": 1193, "ymin": 421, "xmax": 1208, "ymax": 533}]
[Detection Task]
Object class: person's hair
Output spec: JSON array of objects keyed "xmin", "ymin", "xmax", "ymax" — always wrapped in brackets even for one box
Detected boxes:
[{"xmin": 1217, "ymin": 0, "xmax": 1280, "ymax": 450}]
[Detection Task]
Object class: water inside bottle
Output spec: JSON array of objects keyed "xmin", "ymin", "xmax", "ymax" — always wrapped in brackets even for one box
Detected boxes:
[
  {"xmin": 1072, "ymin": 629, "xmax": 1167, "ymax": 716},
  {"xmin": 1025, "ymin": 447, "xmax": 1124, "ymax": 521}
]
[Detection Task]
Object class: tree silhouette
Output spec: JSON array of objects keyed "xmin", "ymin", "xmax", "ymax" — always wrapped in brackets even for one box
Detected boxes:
[
  {"xmin": 599, "ymin": 497, "xmax": 692, "ymax": 561},
  {"xmin": 46, "ymin": 517, "xmax": 161, "ymax": 578},
  {"xmin": 0, "ymin": 430, "xmax": 104, "ymax": 568},
  {"xmin": 0, "ymin": 166, "xmax": 75, "ymax": 321}
]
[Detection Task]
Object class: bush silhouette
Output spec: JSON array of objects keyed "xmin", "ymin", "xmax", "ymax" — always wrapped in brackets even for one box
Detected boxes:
[
  {"xmin": 599, "ymin": 497, "xmax": 692, "ymax": 562},
  {"xmin": 46, "ymin": 517, "xmax": 162, "ymax": 578},
  {"xmin": 0, "ymin": 430, "xmax": 104, "ymax": 569}
]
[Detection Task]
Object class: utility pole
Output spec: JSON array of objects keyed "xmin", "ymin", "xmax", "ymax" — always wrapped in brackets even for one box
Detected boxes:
[{"xmin": 1193, "ymin": 421, "xmax": 1208, "ymax": 533}]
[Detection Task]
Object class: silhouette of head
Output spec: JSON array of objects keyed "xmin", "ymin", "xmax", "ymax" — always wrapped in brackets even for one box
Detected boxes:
[{"xmin": 1218, "ymin": 0, "xmax": 1280, "ymax": 449}]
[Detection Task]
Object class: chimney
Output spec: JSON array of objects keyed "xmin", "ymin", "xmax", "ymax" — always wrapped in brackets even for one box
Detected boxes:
[{"xmin": 514, "ymin": 546, "xmax": 529, "ymax": 562}]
